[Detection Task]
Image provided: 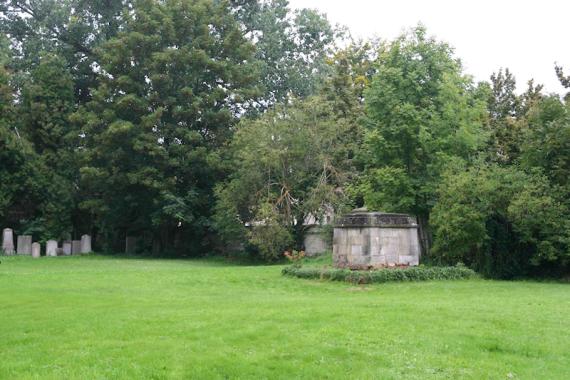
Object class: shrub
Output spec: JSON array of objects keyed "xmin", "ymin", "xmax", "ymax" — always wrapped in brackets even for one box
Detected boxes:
[
  {"xmin": 282, "ymin": 265, "xmax": 477, "ymax": 284},
  {"xmin": 431, "ymin": 163, "xmax": 570, "ymax": 279}
]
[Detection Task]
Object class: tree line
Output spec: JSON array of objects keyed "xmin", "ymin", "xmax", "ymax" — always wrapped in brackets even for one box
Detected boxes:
[{"xmin": 1, "ymin": 0, "xmax": 569, "ymax": 278}]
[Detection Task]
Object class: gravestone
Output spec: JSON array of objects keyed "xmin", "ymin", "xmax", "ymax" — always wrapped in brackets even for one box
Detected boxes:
[
  {"xmin": 62, "ymin": 241, "xmax": 72, "ymax": 256},
  {"xmin": 71, "ymin": 240, "xmax": 81, "ymax": 255},
  {"xmin": 46, "ymin": 240, "xmax": 58, "ymax": 257},
  {"xmin": 125, "ymin": 236, "xmax": 138, "ymax": 254},
  {"xmin": 333, "ymin": 209, "xmax": 421, "ymax": 269},
  {"xmin": 2, "ymin": 228, "xmax": 15, "ymax": 255},
  {"xmin": 56, "ymin": 248, "xmax": 64, "ymax": 256},
  {"xmin": 17, "ymin": 235, "xmax": 33, "ymax": 255},
  {"xmin": 32, "ymin": 242, "xmax": 41, "ymax": 258},
  {"xmin": 80, "ymin": 235, "xmax": 92, "ymax": 253}
]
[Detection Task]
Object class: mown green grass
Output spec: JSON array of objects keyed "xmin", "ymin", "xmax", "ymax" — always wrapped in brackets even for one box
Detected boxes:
[{"xmin": 0, "ymin": 255, "xmax": 568, "ymax": 379}]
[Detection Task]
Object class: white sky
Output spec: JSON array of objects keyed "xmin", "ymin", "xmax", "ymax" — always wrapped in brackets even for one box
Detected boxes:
[{"xmin": 288, "ymin": 0, "xmax": 570, "ymax": 94}]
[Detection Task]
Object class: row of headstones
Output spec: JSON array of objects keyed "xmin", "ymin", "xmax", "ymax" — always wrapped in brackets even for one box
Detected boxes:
[{"xmin": 1, "ymin": 228, "xmax": 92, "ymax": 257}]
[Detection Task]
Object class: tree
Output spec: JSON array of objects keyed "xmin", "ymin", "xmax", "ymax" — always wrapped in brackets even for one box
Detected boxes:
[
  {"xmin": 555, "ymin": 64, "xmax": 570, "ymax": 101},
  {"xmin": 1, "ymin": 0, "xmax": 132, "ymax": 101},
  {"xmin": 214, "ymin": 96, "xmax": 356, "ymax": 260},
  {"xmin": 358, "ymin": 26, "xmax": 487, "ymax": 254},
  {"xmin": 431, "ymin": 163, "xmax": 570, "ymax": 278},
  {"xmin": 485, "ymin": 68, "xmax": 521, "ymax": 163},
  {"xmin": 520, "ymin": 96, "xmax": 570, "ymax": 191},
  {"xmin": 231, "ymin": 0, "xmax": 338, "ymax": 108},
  {"xmin": 0, "ymin": 51, "xmax": 72, "ymax": 239},
  {"xmin": 75, "ymin": 0, "xmax": 260, "ymax": 254},
  {"xmin": 483, "ymin": 69, "xmax": 544, "ymax": 165},
  {"xmin": 20, "ymin": 54, "xmax": 76, "ymax": 172}
]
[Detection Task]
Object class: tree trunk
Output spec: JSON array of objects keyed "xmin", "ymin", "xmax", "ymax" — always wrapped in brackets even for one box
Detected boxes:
[{"xmin": 417, "ymin": 215, "xmax": 432, "ymax": 260}]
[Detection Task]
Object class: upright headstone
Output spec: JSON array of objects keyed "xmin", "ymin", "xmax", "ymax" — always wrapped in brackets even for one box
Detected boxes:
[
  {"xmin": 32, "ymin": 242, "xmax": 41, "ymax": 258},
  {"xmin": 62, "ymin": 241, "xmax": 72, "ymax": 256},
  {"xmin": 80, "ymin": 235, "xmax": 92, "ymax": 254},
  {"xmin": 125, "ymin": 236, "xmax": 138, "ymax": 254},
  {"xmin": 46, "ymin": 240, "xmax": 58, "ymax": 257},
  {"xmin": 71, "ymin": 240, "xmax": 81, "ymax": 255},
  {"xmin": 2, "ymin": 228, "xmax": 15, "ymax": 255},
  {"xmin": 17, "ymin": 235, "xmax": 33, "ymax": 255}
]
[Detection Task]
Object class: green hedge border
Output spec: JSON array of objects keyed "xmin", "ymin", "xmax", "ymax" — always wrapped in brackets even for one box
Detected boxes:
[{"xmin": 282, "ymin": 265, "xmax": 477, "ymax": 284}]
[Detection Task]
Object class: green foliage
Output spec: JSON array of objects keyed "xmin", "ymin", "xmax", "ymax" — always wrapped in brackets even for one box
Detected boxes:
[
  {"xmin": 19, "ymin": 53, "xmax": 78, "ymax": 190},
  {"xmin": 231, "ymin": 0, "xmax": 338, "ymax": 108},
  {"xmin": 484, "ymin": 68, "xmax": 544, "ymax": 164},
  {"xmin": 282, "ymin": 264, "xmax": 477, "ymax": 284},
  {"xmin": 520, "ymin": 96, "xmax": 570, "ymax": 190},
  {"xmin": 74, "ymin": 0, "xmax": 260, "ymax": 253},
  {"xmin": 214, "ymin": 96, "xmax": 356, "ymax": 258},
  {"xmin": 247, "ymin": 203, "xmax": 293, "ymax": 261},
  {"xmin": 357, "ymin": 26, "xmax": 487, "ymax": 254},
  {"xmin": 0, "ymin": 52, "xmax": 72, "ymax": 239},
  {"xmin": 1, "ymin": 0, "xmax": 131, "ymax": 101},
  {"xmin": 431, "ymin": 163, "xmax": 570, "ymax": 278}
]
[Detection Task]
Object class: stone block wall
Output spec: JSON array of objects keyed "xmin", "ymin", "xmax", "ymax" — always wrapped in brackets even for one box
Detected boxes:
[
  {"xmin": 303, "ymin": 226, "xmax": 331, "ymax": 256},
  {"xmin": 333, "ymin": 211, "xmax": 420, "ymax": 269}
]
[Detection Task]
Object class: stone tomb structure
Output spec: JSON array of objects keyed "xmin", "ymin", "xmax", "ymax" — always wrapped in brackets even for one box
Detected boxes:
[
  {"xmin": 303, "ymin": 226, "xmax": 331, "ymax": 256},
  {"xmin": 333, "ymin": 210, "xmax": 420, "ymax": 269}
]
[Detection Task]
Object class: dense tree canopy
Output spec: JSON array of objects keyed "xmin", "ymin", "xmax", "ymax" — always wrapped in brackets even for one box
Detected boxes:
[
  {"xmin": 231, "ymin": 0, "xmax": 338, "ymax": 108},
  {"xmin": 214, "ymin": 95, "xmax": 356, "ymax": 259},
  {"xmin": 357, "ymin": 26, "xmax": 487, "ymax": 253},
  {"xmin": 74, "ymin": 0, "xmax": 260, "ymax": 253},
  {"xmin": 1, "ymin": 2, "xmax": 569, "ymax": 277}
]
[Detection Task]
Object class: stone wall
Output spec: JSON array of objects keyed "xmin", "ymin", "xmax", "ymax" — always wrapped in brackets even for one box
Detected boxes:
[
  {"xmin": 303, "ymin": 226, "xmax": 331, "ymax": 256},
  {"xmin": 333, "ymin": 211, "xmax": 420, "ymax": 269}
]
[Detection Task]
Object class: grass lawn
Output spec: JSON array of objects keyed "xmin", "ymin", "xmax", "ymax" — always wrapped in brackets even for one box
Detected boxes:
[{"xmin": 0, "ymin": 255, "xmax": 568, "ymax": 379}]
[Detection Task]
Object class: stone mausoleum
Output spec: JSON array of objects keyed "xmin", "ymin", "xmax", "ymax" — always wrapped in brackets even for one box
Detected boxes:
[{"xmin": 333, "ymin": 209, "xmax": 420, "ymax": 269}]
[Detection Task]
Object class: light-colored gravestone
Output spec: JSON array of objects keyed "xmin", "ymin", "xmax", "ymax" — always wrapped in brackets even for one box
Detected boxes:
[
  {"xmin": 46, "ymin": 240, "xmax": 58, "ymax": 257},
  {"xmin": 333, "ymin": 210, "xmax": 421, "ymax": 269},
  {"xmin": 125, "ymin": 236, "xmax": 138, "ymax": 254},
  {"xmin": 2, "ymin": 228, "xmax": 15, "ymax": 255},
  {"xmin": 32, "ymin": 242, "xmax": 41, "ymax": 258},
  {"xmin": 17, "ymin": 235, "xmax": 33, "ymax": 255},
  {"xmin": 71, "ymin": 240, "xmax": 81, "ymax": 255},
  {"xmin": 62, "ymin": 241, "xmax": 72, "ymax": 256},
  {"xmin": 80, "ymin": 235, "xmax": 92, "ymax": 254}
]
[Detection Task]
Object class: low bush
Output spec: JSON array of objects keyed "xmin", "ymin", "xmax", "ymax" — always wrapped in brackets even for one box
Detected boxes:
[{"xmin": 282, "ymin": 265, "xmax": 477, "ymax": 284}]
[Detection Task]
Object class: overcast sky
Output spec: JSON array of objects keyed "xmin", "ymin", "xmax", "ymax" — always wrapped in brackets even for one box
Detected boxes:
[{"xmin": 288, "ymin": 0, "xmax": 570, "ymax": 94}]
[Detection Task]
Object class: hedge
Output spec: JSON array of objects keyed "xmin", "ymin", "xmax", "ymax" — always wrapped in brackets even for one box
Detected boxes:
[{"xmin": 282, "ymin": 265, "xmax": 477, "ymax": 284}]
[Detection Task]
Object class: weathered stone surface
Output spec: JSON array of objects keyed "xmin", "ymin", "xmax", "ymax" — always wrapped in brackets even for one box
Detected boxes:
[
  {"xmin": 32, "ymin": 242, "xmax": 41, "ymax": 258},
  {"xmin": 333, "ymin": 210, "xmax": 420, "ymax": 269},
  {"xmin": 17, "ymin": 235, "xmax": 33, "ymax": 255},
  {"xmin": 80, "ymin": 234, "xmax": 92, "ymax": 253},
  {"xmin": 126, "ymin": 236, "xmax": 139, "ymax": 254},
  {"xmin": 71, "ymin": 240, "xmax": 81, "ymax": 255},
  {"xmin": 46, "ymin": 240, "xmax": 58, "ymax": 257},
  {"xmin": 303, "ymin": 226, "xmax": 331, "ymax": 256},
  {"xmin": 62, "ymin": 241, "xmax": 72, "ymax": 256},
  {"xmin": 2, "ymin": 228, "xmax": 15, "ymax": 255}
]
